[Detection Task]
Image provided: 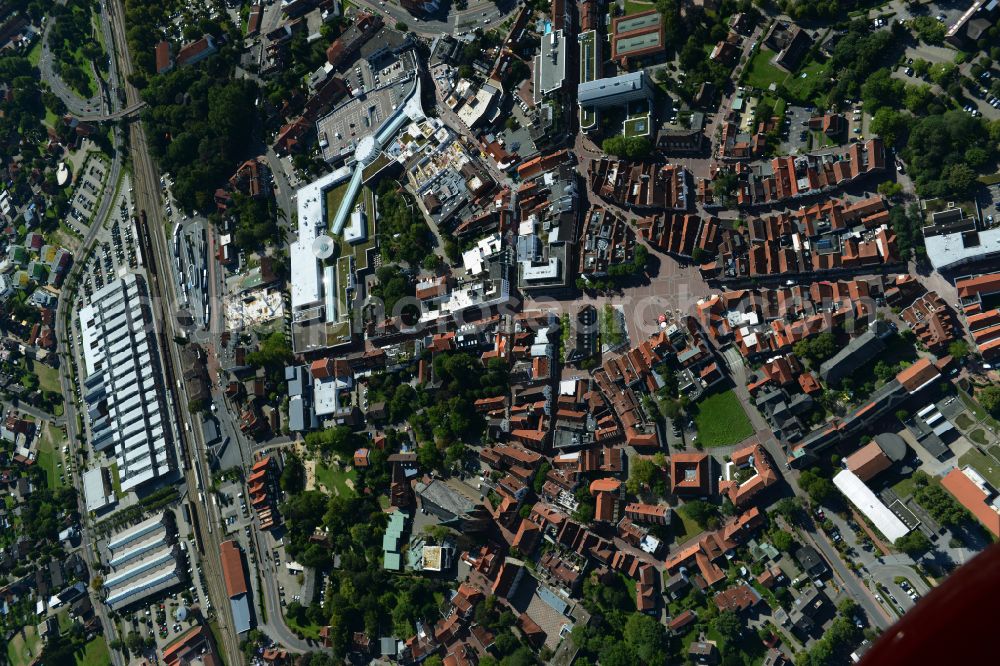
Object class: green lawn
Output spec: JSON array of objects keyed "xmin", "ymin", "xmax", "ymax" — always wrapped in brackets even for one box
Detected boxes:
[
  {"xmin": 960, "ymin": 391, "xmax": 1000, "ymax": 430},
  {"xmin": 34, "ymin": 362, "xmax": 61, "ymax": 393},
  {"xmin": 285, "ymin": 613, "xmax": 324, "ymax": 639},
  {"xmin": 36, "ymin": 424, "xmax": 67, "ymax": 490},
  {"xmin": 324, "ymin": 180, "xmax": 352, "ymax": 226},
  {"xmin": 314, "ymin": 462, "xmax": 356, "ymax": 497},
  {"xmin": 74, "ymin": 637, "xmax": 110, "ymax": 666},
  {"xmin": 892, "ymin": 469, "xmax": 942, "ymax": 500},
  {"xmin": 693, "ymin": 389, "xmax": 754, "ymax": 447},
  {"xmin": 958, "ymin": 447, "xmax": 1000, "ymax": 490},
  {"xmin": 970, "ymin": 429, "xmax": 988, "ymax": 445},
  {"xmin": 673, "ymin": 507, "xmax": 703, "ymax": 542},
  {"xmin": 745, "ymin": 48, "xmax": 787, "ymax": 90},
  {"xmin": 27, "ymin": 40, "xmax": 42, "ymax": 66},
  {"xmin": 6, "ymin": 625, "xmax": 41, "ymax": 666},
  {"xmin": 110, "ymin": 462, "xmax": 124, "ymax": 498},
  {"xmin": 623, "ymin": 115, "xmax": 651, "ymax": 137},
  {"xmin": 955, "ymin": 413, "xmax": 975, "ymax": 429},
  {"xmin": 623, "ymin": 0, "xmax": 656, "ymax": 16},
  {"xmin": 782, "ymin": 59, "xmax": 831, "ymax": 104},
  {"xmin": 57, "ymin": 609, "xmax": 72, "ymax": 633}
]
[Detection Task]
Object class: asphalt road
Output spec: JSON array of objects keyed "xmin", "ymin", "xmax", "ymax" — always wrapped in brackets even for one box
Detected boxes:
[{"xmin": 51, "ymin": 33, "xmax": 128, "ymax": 663}]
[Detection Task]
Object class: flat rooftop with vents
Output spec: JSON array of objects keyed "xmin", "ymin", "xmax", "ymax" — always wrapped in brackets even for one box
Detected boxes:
[{"xmin": 533, "ymin": 29, "xmax": 567, "ymax": 105}]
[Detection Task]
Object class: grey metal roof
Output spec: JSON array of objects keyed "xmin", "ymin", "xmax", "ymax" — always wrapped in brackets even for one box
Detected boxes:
[
  {"xmin": 819, "ymin": 325, "xmax": 888, "ymax": 384},
  {"xmin": 577, "ymin": 71, "xmax": 646, "ymax": 105},
  {"xmin": 415, "ymin": 479, "xmax": 474, "ymax": 519},
  {"xmin": 873, "ymin": 432, "xmax": 907, "ymax": 462},
  {"xmin": 230, "ymin": 595, "xmax": 252, "ymax": 634}
]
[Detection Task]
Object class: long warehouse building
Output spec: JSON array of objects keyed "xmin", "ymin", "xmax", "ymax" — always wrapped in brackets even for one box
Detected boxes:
[
  {"xmin": 80, "ymin": 273, "xmax": 177, "ymax": 492},
  {"xmin": 103, "ymin": 512, "xmax": 182, "ymax": 611},
  {"xmin": 220, "ymin": 540, "xmax": 255, "ymax": 634}
]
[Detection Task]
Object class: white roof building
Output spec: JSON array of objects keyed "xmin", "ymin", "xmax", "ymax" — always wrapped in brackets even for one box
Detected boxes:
[
  {"xmin": 83, "ymin": 467, "xmax": 116, "ymax": 513},
  {"xmin": 290, "ymin": 166, "xmax": 353, "ymax": 312},
  {"xmin": 833, "ymin": 469, "xmax": 911, "ymax": 542},
  {"xmin": 80, "ymin": 273, "xmax": 176, "ymax": 493}
]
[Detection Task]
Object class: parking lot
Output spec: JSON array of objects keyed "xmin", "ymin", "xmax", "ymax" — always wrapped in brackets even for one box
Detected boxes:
[
  {"xmin": 217, "ymin": 478, "xmax": 255, "ymax": 541},
  {"xmin": 67, "ymin": 155, "xmax": 110, "ymax": 235},
  {"xmin": 781, "ymin": 104, "xmax": 814, "ymax": 154},
  {"xmin": 317, "ymin": 87, "xmax": 395, "ymax": 159},
  {"xmin": 316, "ymin": 52, "xmax": 415, "ymax": 162},
  {"xmin": 79, "ymin": 175, "xmax": 139, "ymax": 300},
  {"xmin": 977, "ymin": 183, "xmax": 1000, "ymax": 227}
]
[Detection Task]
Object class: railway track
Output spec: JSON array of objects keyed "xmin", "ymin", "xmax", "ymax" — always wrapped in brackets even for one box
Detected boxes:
[{"xmin": 105, "ymin": 2, "xmax": 243, "ymax": 662}]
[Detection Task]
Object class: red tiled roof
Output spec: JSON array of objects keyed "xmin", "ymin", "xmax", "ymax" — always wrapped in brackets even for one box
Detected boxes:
[
  {"xmin": 220, "ymin": 540, "xmax": 248, "ymax": 597},
  {"xmin": 957, "ymin": 273, "xmax": 1000, "ymax": 299},
  {"xmin": 941, "ymin": 468, "xmax": 1000, "ymax": 537},
  {"xmin": 845, "ymin": 442, "xmax": 891, "ymax": 482},
  {"xmin": 589, "ymin": 478, "xmax": 622, "ymax": 494},
  {"xmin": 896, "ymin": 357, "xmax": 941, "ymax": 392}
]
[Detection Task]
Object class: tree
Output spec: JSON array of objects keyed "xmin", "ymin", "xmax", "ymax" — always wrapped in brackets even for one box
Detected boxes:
[
  {"xmin": 280, "ymin": 454, "xmax": 305, "ymax": 494},
  {"xmin": 422, "ymin": 253, "xmax": 442, "ymax": 272},
  {"xmin": 914, "ymin": 483, "xmax": 968, "ymax": 526},
  {"xmin": 980, "ymin": 386, "xmax": 1000, "ymax": 417},
  {"xmin": 794, "ymin": 331, "xmax": 837, "ymax": 365},
  {"xmin": 626, "ymin": 457, "xmax": 659, "ymax": 494},
  {"xmin": 286, "ymin": 600, "xmax": 308, "ymax": 624},
  {"xmin": 247, "ymin": 331, "xmax": 292, "ymax": 369},
  {"xmin": 861, "ymin": 68, "xmax": 904, "ymax": 112},
  {"xmin": 895, "ymin": 530, "xmax": 931, "ymax": 556},
  {"xmin": 903, "ymin": 84, "xmax": 934, "ymax": 114},
  {"xmin": 772, "ymin": 530, "xmax": 795, "ymax": 552},
  {"xmin": 912, "ymin": 16, "xmax": 946, "ymax": 45},
  {"xmin": 532, "ymin": 462, "xmax": 551, "ymax": 494},
  {"xmin": 395, "ymin": 21, "xmax": 408, "ymax": 31},
  {"xmin": 837, "ymin": 597, "xmax": 860, "ymax": 617},
  {"xmin": 945, "ymin": 163, "xmax": 977, "ymax": 197},
  {"xmin": 902, "ymin": 111, "xmax": 996, "ymax": 198},
  {"xmin": 623, "ymin": 613, "xmax": 668, "ymax": 665},
  {"xmin": 681, "ymin": 500, "xmax": 718, "ymax": 528},
  {"xmin": 911, "ymin": 58, "xmax": 931, "ymax": 78},
  {"xmin": 371, "ymin": 264, "xmax": 415, "ymax": 319},
  {"xmin": 775, "ymin": 497, "xmax": 804, "ymax": 525},
  {"xmin": 948, "ymin": 340, "xmax": 970, "ymax": 359},
  {"xmin": 188, "ymin": 397, "xmax": 208, "ymax": 413},
  {"xmin": 798, "ymin": 468, "xmax": 836, "ymax": 506},
  {"xmin": 304, "ymin": 426, "xmax": 361, "ymax": 458},
  {"xmin": 126, "ymin": 631, "xmax": 145, "ymax": 654},
  {"xmin": 602, "ymin": 135, "xmax": 652, "ymax": 159},
  {"xmin": 712, "ymin": 610, "xmax": 743, "ymax": 644},
  {"xmin": 877, "ymin": 181, "xmax": 903, "ymax": 198}
]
